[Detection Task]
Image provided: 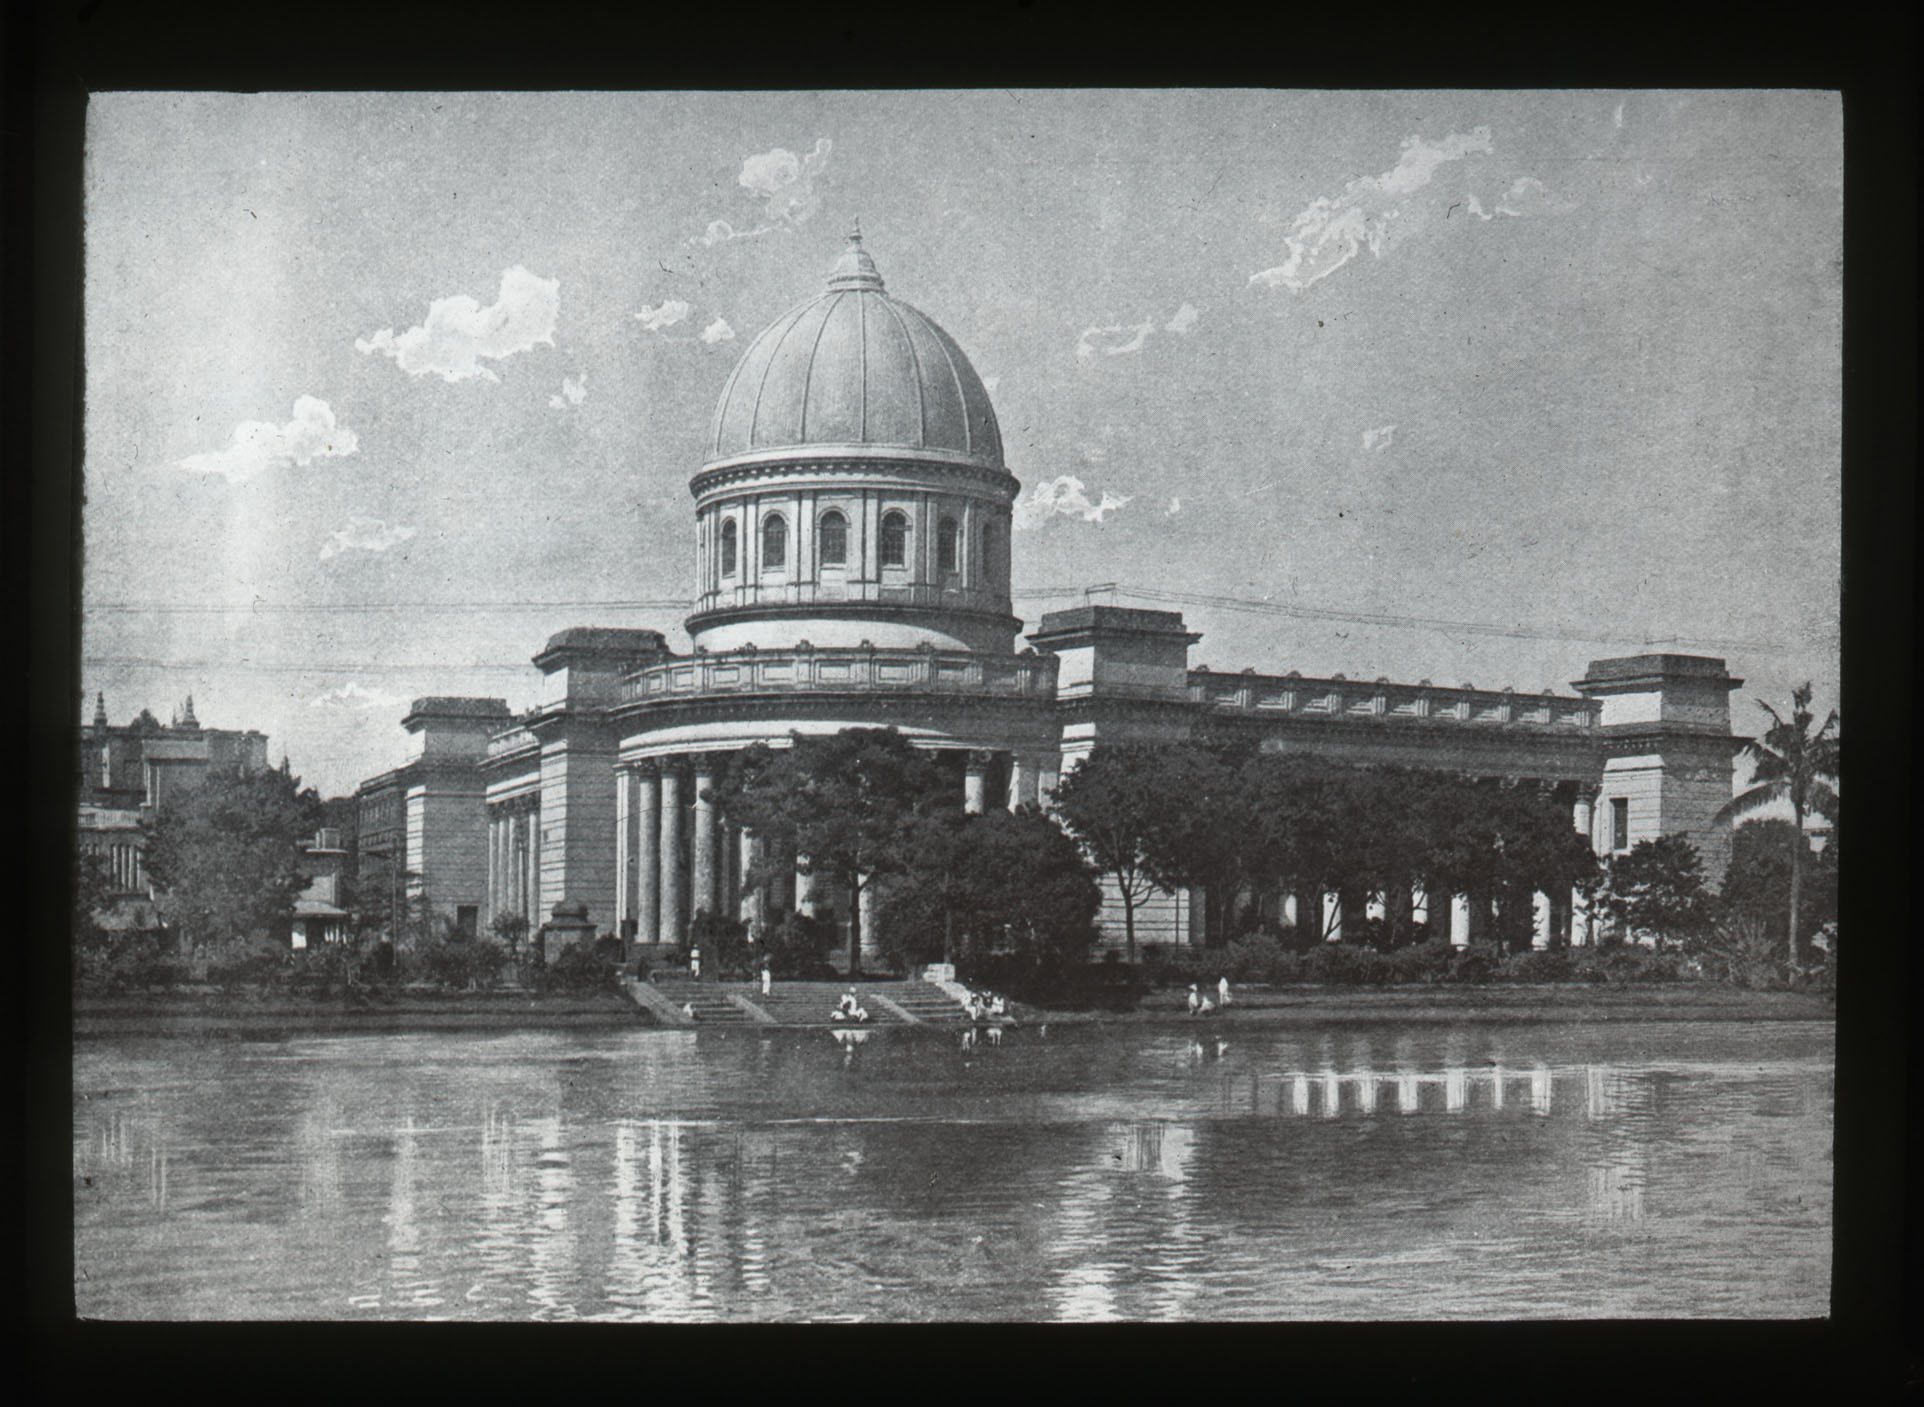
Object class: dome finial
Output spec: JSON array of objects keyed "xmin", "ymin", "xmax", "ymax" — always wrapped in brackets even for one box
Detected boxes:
[{"xmin": 827, "ymin": 222, "xmax": 885, "ymax": 292}]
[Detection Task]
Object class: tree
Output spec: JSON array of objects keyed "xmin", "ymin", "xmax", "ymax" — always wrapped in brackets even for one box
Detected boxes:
[
  {"xmin": 1051, "ymin": 744, "xmax": 1183, "ymax": 963},
  {"xmin": 716, "ymin": 729, "xmax": 951, "ymax": 975},
  {"xmin": 1721, "ymin": 818, "xmax": 1838, "ymax": 960},
  {"xmin": 1714, "ymin": 683, "xmax": 1839, "ymax": 967},
  {"xmin": 142, "ymin": 763, "xmax": 320, "ymax": 950},
  {"xmin": 1598, "ymin": 834, "xmax": 1713, "ymax": 949},
  {"xmin": 1132, "ymin": 742, "xmax": 1261, "ymax": 948},
  {"xmin": 878, "ymin": 807, "xmax": 1101, "ymax": 975}
]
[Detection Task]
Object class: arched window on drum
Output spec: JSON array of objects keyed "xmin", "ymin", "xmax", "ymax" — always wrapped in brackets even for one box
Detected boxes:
[
  {"xmin": 880, "ymin": 510, "xmax": 909, "ymax": 569},
  {"xmin": 818, "ymin": 511, "xmax": 848, "ymax": 569},
  {"xmin": 937, "ymin": 515, "xmax": 960, "ymax": 574},
  {"xmin": 761, "ymin": 513, "xmax": 788, "ymax": 572},
  {"xmin": 719, "ymin": 518, "xmax": 738, "ymax": 577}
]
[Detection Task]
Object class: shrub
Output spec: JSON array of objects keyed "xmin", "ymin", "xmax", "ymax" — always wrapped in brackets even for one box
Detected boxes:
[
  {"xmin": 537, "ymin": 941, "xmax": 619, "ymax": 993},
  {"xmin": 1382, "ymin": 939, "xmax": 1455, "ymax": 984},
  {"xmin": 1299, "ymin": 942, "xmax": 1392, "ymax": 985},
  {"xmin": 1571, "ymin": 944, "xmax": 1689, "ymax": 984},
  {"xmin": 415, "ymin": 938, "xmax": 508, "ymax": 991},
  {"xmin": 1444, "ymin": 943, "xmax": 1503, "ymax": 984},
  {"xmin": 1223, "ymin": 934, "xmax": 1293, "ymax": 984},
  {"xmin": 1501, "ymin": 948, "xmax": 1575, "ymax": 983},
  {"xmin": 200, "ymin": 936, "xmax": 288, "ymax": 988}
]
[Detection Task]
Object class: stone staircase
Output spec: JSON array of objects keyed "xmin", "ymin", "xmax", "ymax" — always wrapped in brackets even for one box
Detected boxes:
[{"xmin": 637, "ymin": 978, "xmax": 974, "ymax": 1029}]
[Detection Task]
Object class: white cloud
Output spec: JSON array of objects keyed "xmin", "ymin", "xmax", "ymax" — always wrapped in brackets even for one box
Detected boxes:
[
  {"xmin": 308, "ymin": 681, "xmax": 411, "ymax": 712},
  {"xmin": 174, "ymin": 396, "xmax": 360, "ymax": 483},
  {"xmin": 1166, "ymin": 497, "xmax": 1182, "ymax": 515},
  {"xmin": 356, "ymin": 265, "xmax": 560, "ymax": 382},
  {"xmin": 738, "ymin": 137, "xmax": 833, "ymax": 225},
  {"xmin": 548, "ymin": 374, "xmax": 588, "ymax": 410},
  {"xmin": 1165, "ymin": 302, "xmax": 1201, "ymax": 335},
  {"xmin": 1361, "ymin": 424, "xmax": 1397, "ymax": 451},
  {"xmin": 1249, "ymin": 127, "xmax": 1495, "ymax": 293},
  {"xmin": 635, "ymin": 299, "xmax": 693, "ymax": 331},
  {"xmin": 1013, "ymin": 475, "xmax": 1133, "ymax": 529},
  {"xmin": 1493, "ymin": 175, "xmax": 1548, "ymax": 218},
  {"xmin": 319, "ymin": 516, "xmax": 416, "ymax": 561},
  {"xmin": 700, "ymin": 317, "xmax": 735, "ymax": 345},
  {"xmin": 1076, "ymin": 320, "xmax": 1154, "ymax": 361},
  {"xmin": 688, "ymin": 219, "xmax": 775, "ymax": 248}
]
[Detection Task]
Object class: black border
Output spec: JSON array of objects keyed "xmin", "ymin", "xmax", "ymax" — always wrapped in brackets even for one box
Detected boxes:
[{"xmin": 17, "ymin": 1, "xmax": 1916, "ymax": 1397}]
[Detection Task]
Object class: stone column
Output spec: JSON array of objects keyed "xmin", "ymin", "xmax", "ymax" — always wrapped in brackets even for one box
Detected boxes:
[
  {"xmin": 636, "ymin": 764, "xmax": 660, "ymax": 944},
  {"xmin": 1449, "ymin": 893, "xmax": 1472, "ymax": 948},
  {"xmin": 1532, "ymin": 890, "xmax": 1554, "ymax": 950},
  {"xmin": 1008, "ymin": 754, "xmax": 1038, "ymax": 811},
  {"xmin": 615, "ymin": 767, "xmax": 635, "ymax": 936},
  {"xmin": 1366, "ymin": 890, "xmax": 1388, "ymax": 923},
  {"xmin": 692, "ymin": 758, "xmax": 718, "ymax": 924},
  {"xmin": 795, "ymin": 855, "xmax": 817, "ymax": 918},
  {"xmin": 1574, "ymin": 790, "xmax": 1596, "ymax": 853},
  {"xmin": 1322, "ymin": 890, "xmax": 1343, "ymax": 943},
  {"xmin": 858, "ymin": 874, "xmax": 884, "ymax": 968},
  {"xmin": 1281, "ymin": 892, "xmax": 1299, "ymax": 929},
  {"xmin": 1411, "ymin": 884, "xmax": 1430, "ymax": 929},
  {"xmin": 659, "ymin": 762, "xmax": 684, "ymax": 945},
  {"xmin": 1570, "ymin": 887, "xmax": 1592, "ymax": 947},
  {"xmin": 964, "ymin": 750, "xmax": 990, "ymax": 814},
  {"xmin": 738, "ymin": 827, "xmax": 763, "ymax": 931}
]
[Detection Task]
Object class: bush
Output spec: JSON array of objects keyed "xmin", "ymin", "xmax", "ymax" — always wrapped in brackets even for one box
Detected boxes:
[
  {"xmin": 1382, "ymin": 939, "xmax": 1455, "ymax": 984},
  {"xmin": 414, "ymin": 938, "xmax": 508, "ymax": 991},
  {"xmin": 759, "ymin": 913, "xmax": 839, "ymax": 980},
  {"xmin": 1501, "ymin": 948, "xmax": 1575, "ymax": 983},
  {"xmin": 1571, "ymin": 943, "xmax": 1690, "ymax": 984},
  {"xmin": 200, "ymin": 936, "xmax": 288, "ymax": 988},
  {"xmin": 77, "ymin": 932, "xmax": 187, "ymax": 992},
  {"xmin": 1299, "ymin": 942, "xmax": 1393, "ymax": 985},
  {"xmin": 1444, "ymin": 943, "xmax": 1503, "ymax": 984},
  {"xmin": 1223, "ymin": 934, "xmax": 1293, "ymax": 984},
  {"xmin": 536, "ymin": 941, "xmax": 619, "ymax": 993}
]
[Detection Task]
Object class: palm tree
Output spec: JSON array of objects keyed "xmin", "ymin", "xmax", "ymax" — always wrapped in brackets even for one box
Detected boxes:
[{"xmin": 1715, "ymin": 683, "xmax": 1840, "ymax": 968}]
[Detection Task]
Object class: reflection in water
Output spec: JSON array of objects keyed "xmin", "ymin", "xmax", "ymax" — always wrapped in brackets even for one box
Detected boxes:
[{"xmin": 73, "ymin": 1024, "xmax": 1833, "ymax": 1321}]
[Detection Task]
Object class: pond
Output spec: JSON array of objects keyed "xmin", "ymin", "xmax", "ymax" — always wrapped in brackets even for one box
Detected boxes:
[{"xmin": 72, "ymin": 1019, "xmax": 1832, "ymax": 1320}]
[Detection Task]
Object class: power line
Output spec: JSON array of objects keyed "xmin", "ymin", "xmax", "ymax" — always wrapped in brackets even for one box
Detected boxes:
[{"xmin": 83, "ymin": 599, "xmax": 694, "ymax": 615}]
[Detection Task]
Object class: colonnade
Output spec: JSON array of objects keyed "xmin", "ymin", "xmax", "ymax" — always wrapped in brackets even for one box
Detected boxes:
[
  {"xmin": 614, "ymin": 747, "xmax": 1051, "ymax": 948},
  {"xmin": 1284, "ymin": 788, "xmax": 1599, "ymax": 948},
  {"xmin": 486, "ymin": 798, "xmax": 540, "ymax": 927}
]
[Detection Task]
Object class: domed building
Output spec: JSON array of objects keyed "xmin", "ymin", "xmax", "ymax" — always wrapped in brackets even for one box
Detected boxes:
[{"xmin": 356, "ymin": 232, "xmax": 1746, "ymax": 967}]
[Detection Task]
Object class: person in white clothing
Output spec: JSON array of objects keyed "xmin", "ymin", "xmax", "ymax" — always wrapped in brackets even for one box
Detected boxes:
[{"xmin": 1218, "ymin": 975, "xmax": 1231, "ymax": 1008}]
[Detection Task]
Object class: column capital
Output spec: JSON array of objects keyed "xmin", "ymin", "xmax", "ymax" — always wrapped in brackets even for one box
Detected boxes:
[{"xmin": 965, "ymin": 749, "xmax": 995, "ymax": 771}]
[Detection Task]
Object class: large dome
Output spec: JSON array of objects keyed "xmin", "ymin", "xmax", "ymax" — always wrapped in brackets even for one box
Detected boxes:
[{"xmin": 705, "ymin": 234, "xmax": 1005, "ymax": 471}]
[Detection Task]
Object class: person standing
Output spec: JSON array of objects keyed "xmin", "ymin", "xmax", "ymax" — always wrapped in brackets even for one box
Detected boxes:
[
  {"xmin": 760, "ymin": 961, "xmax": 772, "ymax": 997},
  {"xmin": 1187, "ymin": 984, "xmax": 1201, "ymax": 1016},
  {"xmin": 1218, "ymin": 975, "xmax": 1231, "ymax": 1009},
  {"xmin": 689, "ymin": 946, "xmax": 702, "ymax": 980}
]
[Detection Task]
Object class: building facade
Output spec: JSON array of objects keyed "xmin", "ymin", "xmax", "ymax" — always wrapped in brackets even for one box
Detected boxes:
[
  {"xmin": 77, "ymin": 693, "xmax": 271, "ymax": 913},
  {"xmin": 360, "ymin": 234, "xmax": 1745, "ymax": 958}
]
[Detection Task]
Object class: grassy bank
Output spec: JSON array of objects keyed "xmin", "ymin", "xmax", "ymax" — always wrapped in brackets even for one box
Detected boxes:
[{"xmin": 73, "ymin": 985, "xmax": 648, "ymax": 1038}]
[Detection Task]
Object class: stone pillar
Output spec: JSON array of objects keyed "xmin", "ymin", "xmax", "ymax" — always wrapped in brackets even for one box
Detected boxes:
[
  {"xmin": 1574, "ymin": 791, "xmax": 1596, "ymax": 854},
  {"xmin": 858, "ymin": 875, "xmax": 884, "ymax": 968},
  {"xmin": 659, "ymin": 762, "xmax": 684, "ymax": 945},
  {"xmin": 1411, "ymin": 884, "xmax": 1430, "ymax": 929},
  {"xmin": 738, "ymin": 827, "xmax": 763, "ymax": 931},
  {"xmin": 1322, "ymin": 890, "xmax": 1343, "ymax": 943},
  {"xmin": 636, "ymin": 765, "xmax": 661, "ymax": 944},
  {"xmin": 1365, "ymin": 890, "xmax": 1387, "ymax": 923},
  {"xmin": 615, "ymin": 767, "xmax": 636, "ymax": 935},
  {"xmin": 1281, "ymin": 892, "xmax": 1299, "ymax": 929},
  {"xmin": 1449, "ymin": 893, "xmax": 1472, "ymax": 948},
  {"xmin": 1570, "ymin": 887, "xmax": 1592, "ymax": 947},
  {"xmin": 1007, "ymin": 754, "xmax": 1034, "ymax": 812},
  {"xmin": 692, "ymin": 758, "xmax": 718, "ymax": 923},
  {"xmin": 964, "ymin": 750, "xmax": 989, "ymax": 814},
  {"xmin": 1532, "ymin": 890, "xmax": 1554, "ymax": 950},
  {"xmin": 795, "ymin": 855, "xmax": 816, "ymax": 918}
]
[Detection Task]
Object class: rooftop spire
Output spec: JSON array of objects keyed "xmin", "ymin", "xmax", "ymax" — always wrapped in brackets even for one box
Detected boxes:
[
  {"xmin": 826, "ymin": 223, "xmax": 886, "ymax": 293},
  {"xmin": 93, "ymin": 692, "xmax": 107, "ymax": 728}
]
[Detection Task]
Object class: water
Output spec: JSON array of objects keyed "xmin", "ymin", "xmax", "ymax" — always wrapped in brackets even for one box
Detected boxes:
[{"xmin": 72, "ymin": 1020, "xmax": 1832, "ymax": 1321}]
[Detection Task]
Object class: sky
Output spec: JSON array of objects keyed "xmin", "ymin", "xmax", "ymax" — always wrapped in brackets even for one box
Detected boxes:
[{"xmin": 80, "ymin": 90, "xmax": 1843, "ymax": 798}]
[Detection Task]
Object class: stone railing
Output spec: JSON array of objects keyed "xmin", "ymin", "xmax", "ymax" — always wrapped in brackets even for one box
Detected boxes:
[
  {"xmin": 1189, "ymin": 670, "xmax": 1600, "ymax": 731},
  {"xmin": 620, "ymin": 644, "xmax": 1057, "ymax": 705},
  {"xmin": 484, "ymin": 721, "xmax": 540, "ymax": 761}
]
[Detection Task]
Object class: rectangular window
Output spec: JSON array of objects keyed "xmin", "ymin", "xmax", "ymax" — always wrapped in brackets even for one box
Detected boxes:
[
  {"xmin": 1610, "ymin": 797, "xmax": 1630, "ymax": 852},
  {"xmin": 456, "ymin": 904, "xmax": 478, "ymax": 939}
]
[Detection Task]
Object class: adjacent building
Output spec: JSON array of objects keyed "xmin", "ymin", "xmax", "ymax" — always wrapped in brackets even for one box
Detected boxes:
[{"xmin": 357, "ymin": 233, "xmax": 1746, "ymax": 958}]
